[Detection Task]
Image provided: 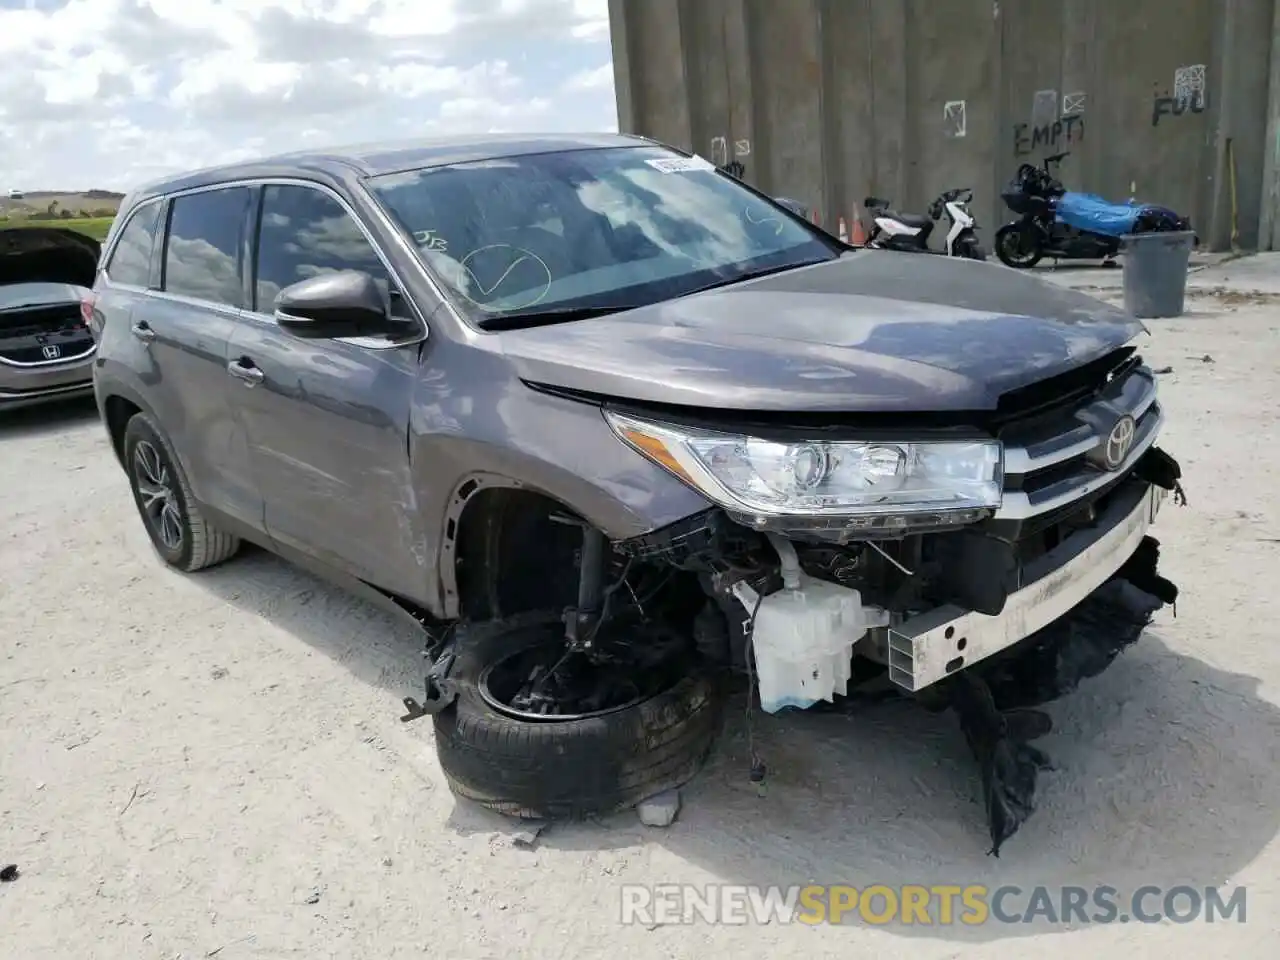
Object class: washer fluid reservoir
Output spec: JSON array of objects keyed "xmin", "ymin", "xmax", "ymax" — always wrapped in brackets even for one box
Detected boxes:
[{"xmin": 748, "ymin": 575, "xmax": 882, "ymax": 713}]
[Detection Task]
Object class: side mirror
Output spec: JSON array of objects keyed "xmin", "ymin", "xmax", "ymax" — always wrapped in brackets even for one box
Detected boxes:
[{"xmin": 274, "ymin": 270, "xmax": 416, "ymax": 339}]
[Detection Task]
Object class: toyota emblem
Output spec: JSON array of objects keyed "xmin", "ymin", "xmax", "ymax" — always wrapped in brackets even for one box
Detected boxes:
[{"xmin": 1103, "ymin": 415, "xmax": 1136, "ymax": 470}]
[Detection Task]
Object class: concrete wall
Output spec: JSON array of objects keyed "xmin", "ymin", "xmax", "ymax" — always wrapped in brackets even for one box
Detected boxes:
[{"xmin": 608, "ymin": 0, "xmax": 1280, "ymax": 251}]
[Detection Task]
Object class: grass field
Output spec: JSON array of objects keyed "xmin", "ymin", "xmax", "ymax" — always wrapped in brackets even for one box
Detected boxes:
[
  {"xmin": 1, "ymin": 217, "xmax": 115, "ymax": 241},
  {"xmin": 0, "ymin": 216, "xmax": 115, "ymax": 241}
]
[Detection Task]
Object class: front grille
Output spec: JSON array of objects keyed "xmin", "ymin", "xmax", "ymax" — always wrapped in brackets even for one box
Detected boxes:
[
  {"xmin": 0, "ymin": 303, "xmax": 94, "ymax": 366},
  {"xmin": 994, "ymin": 356, "xmax": 1162, "ymax": 522},
  {"xmin": 922, "ymin": 471, "xmax": 1148, "ymax": 615},
  {"xmin": 992, "ymin": 346, "xmax": 1137, "ymax": 425}
]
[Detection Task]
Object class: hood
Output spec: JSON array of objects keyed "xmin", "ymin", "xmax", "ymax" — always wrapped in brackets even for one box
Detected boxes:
[
  {"xmin": 497, "ymin": 251, "xmax": 1145, "ymax": 413},
  {"xmin": 0, "ymin": 281, "xmax": 88, "ymax": 312},
  {"xmin": 0, "ymin": 226, "xmax": 101, "ymax": 292}
]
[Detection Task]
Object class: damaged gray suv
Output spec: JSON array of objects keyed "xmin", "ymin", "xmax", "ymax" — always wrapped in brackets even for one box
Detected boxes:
[{"xmin": 91, "ymin": 133, "xmax": 1185, "ymax": 854}]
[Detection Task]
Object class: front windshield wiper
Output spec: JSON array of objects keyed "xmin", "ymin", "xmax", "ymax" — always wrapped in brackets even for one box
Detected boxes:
[
  {"xmin": 473, "ymin": 258, "xmax": 832, "ymax": 331},
  {"xmin": 475, "ymin": 304, "xmax": 643, "ymax": 331}
]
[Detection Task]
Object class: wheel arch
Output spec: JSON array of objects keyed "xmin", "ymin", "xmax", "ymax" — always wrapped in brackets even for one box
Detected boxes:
[
  {"xmin": 99, "ymin": 382, "xmax": 158, "ymax": 470},
  {"xmin": 440, "ymin": 472, "xmax": 593, "ymax": 622},
  {"xmin": 419, "ymin": 393, "xmax": 715, "ymax": 620},
  {"xmin": 96, "ymin": 375, "xmax": 218, "ymax": 506}
]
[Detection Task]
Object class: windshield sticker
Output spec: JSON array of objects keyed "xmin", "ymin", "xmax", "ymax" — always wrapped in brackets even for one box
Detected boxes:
[{"xmin": 645, "ymin": 155, "xmax": 716, "ymax": 174}]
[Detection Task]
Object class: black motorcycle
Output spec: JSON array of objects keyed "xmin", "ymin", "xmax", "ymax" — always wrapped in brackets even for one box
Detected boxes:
[{"xmin": 994, "ymin": 152, "xmax": 1191, "ymax": 269}]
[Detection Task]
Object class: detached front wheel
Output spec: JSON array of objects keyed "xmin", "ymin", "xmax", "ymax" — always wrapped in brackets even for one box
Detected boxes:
[
  {"xmin": 432, "ymin": 613, "xmax": 721, "ymax": 819},
  {"xmin": 995, "ymin": 224, "xmax": 1043, "ymax": 268}
]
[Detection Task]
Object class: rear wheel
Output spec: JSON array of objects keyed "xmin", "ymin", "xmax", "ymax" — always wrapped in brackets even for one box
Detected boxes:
[
  {"xmin": 432, "ymin": 613, "xmax": 721, "ymax": 819},
  {"xmin": 122, "ymin": 412, "xmax": 241, "ymax": 572},
  {"xmin": 995, "ymin": 224, "xmax": 1043, "ymax": 268}
]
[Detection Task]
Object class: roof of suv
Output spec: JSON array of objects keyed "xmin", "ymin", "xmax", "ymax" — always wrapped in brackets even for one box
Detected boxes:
[{"xmin": 130, "ymin": 132, "xmax": 655, "ymax": 200}]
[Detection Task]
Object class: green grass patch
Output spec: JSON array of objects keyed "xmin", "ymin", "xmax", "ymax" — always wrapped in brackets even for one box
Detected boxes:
[{"xmin": 0, "ymin": 216, "xmax": 116, "ymax": 242}]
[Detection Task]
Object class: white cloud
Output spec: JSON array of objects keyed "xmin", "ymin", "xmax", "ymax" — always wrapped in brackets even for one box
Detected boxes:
[
  {"xmin": 0, "ymin": 0, "xmax": 616, "ymax": 191},
  {"xmin": 565, "ymin": 64, "xmax": 614, "ymax": 92}
]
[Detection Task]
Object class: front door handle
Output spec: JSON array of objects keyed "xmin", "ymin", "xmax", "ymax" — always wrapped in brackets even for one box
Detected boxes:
[
  {"xmin": 130, "ymin": 321, "xmax": 156, "ymax": 342},
  {"xmin": 227, "ymin": 358, "xmax": 265, "ymax": 387}
]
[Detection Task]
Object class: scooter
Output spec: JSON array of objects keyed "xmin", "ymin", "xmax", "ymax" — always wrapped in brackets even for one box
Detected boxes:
[
  {"xmin": 994, "ymin": 151, "xmax": 1193, "ymax": 269},
  {"xmin": 862, "ymin": 188, "xmax": 986, "ymax": 259}
]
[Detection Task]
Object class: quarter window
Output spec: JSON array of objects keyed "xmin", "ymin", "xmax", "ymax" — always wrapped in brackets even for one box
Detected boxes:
[
  {"xmin": 253, "ymin": 184, "xmax": 408, "ymax": 318},
  {"xmin": 105, "ymin": 201, "xmax": 162, "ymax": 287},
  {"xmin": 162, "ymin": 187, "xmax": 251, "ymax": 307}
]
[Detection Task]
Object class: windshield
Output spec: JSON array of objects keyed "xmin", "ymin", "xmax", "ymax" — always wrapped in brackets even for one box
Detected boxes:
[{"xmin": 366, "ymin": 145, "xmax": 836, "ymax": 324}]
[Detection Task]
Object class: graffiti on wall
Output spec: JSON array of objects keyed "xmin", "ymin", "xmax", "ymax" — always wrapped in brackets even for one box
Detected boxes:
[
  {"xmin": 1012, "ymin": 113, "xmax": 1084, "ymax": 156},
  {"xmin": 1174, "ymin": 64, "xmax": 1207, "ymax": 103},
  {"xmin": 709, "ymin": 136, "xmax": 728, "ymax": 166},
  {"xmin": 1031, "ymin": 89, "xmax": 1059, "ymax": 125},
  {"xmin": 710, "ymin": 135, "xmax": 749, "ymax": 178},
  {"xmin": 1011, "ymin": 88, "xmax": 1085, "ymax": 157},
  {"xmin": 1152, "ymin": 64, "xmax": 1207, "ymax": 126},
  {"xmin": 1063, "ymin": 91, "xmax": 1086, "ymax": 115},
  {"xmin": 943, "ymin": 100, "xmax": 967, "ymax": 138}
]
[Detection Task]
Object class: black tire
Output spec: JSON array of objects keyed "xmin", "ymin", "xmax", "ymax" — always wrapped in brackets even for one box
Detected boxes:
[
  {"xmin": 122, "ymin": 411, "xmax": 241, "ymax": 572},
  {"xmin": 995, "ymin": 224, "xmax": 1043, "ymax": 268},
  {"xmin": 432, "ymin": 613, "xmax": 722, "ymax": 819},
  {"xmin": 956, "ymin": 234, "xmax": 987, "ymax": 261}
]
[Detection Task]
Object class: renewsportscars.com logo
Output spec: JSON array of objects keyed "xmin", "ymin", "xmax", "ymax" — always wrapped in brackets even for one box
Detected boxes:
[{"xmin": 618, "ymin": 884, "xmax": 1249, "ymax": 927}]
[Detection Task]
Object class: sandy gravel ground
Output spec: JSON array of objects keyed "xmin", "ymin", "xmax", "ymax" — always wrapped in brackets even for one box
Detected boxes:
[{"xmin": 3, "ymin": 290, "xmax": 1279, "ymax": 959}]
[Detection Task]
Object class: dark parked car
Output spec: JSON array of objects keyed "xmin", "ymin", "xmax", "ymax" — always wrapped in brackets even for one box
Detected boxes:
[
  {"xmin": 91, "ymin": 133, "xmax": 1184, "ymax": 854},
  {"xmin": 1, "ymin": 226, "xmax": 100, "ymax": 410}
]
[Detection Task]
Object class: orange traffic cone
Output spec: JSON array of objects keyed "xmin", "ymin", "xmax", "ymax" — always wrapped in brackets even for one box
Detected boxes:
[{"xmin": 850, "ymin": 209, "xmax": 869, "ymax": 246}]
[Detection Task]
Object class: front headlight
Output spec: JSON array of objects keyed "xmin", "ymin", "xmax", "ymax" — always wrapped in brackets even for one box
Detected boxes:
[{"xmin": 606, "ymin": 411, "xmax": 1002, "ymax": 518}]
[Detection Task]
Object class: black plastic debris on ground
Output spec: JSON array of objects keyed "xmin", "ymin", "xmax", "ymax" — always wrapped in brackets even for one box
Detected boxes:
[
  {"xmin": 948, "ymin": 537, "xmax": 1174, "ymax": 856},
  {"xmin": 0, "ymin": 864, "xmax": 18, "ymax": 882},
  {"xmin": 950, "ymin": 674, "xmax": 1055, "ymax": 857}
]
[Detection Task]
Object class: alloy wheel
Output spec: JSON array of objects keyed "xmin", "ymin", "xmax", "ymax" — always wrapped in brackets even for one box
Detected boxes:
[{"xmin": 132, "ymin": 440, "xmax": 184, "ymax": 551}]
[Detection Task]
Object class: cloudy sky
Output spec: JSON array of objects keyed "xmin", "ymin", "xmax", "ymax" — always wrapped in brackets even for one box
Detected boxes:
[{"xmin": 0, "ymin": 0, "xmax": 619, "ymax": 191}]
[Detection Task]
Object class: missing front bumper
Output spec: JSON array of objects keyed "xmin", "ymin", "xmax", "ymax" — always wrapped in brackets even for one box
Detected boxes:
[{"xmin": 887, "ymin": 482, "xmax": 1167, "ymax": 692}]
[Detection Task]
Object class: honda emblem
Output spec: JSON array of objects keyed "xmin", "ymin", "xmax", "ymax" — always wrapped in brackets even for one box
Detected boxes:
[{"xmin": 41, "ymin": 344, "xmax": 61, "ymax": 360}]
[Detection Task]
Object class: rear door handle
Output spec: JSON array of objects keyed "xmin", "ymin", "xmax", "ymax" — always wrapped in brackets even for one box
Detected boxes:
[
  {"xmin": 130, "ymin": 321, "xmax": 156, "ymax": 342},
  {"xmin": 227, "ymin": 357, "xmax": 265, "ymax": 386}
]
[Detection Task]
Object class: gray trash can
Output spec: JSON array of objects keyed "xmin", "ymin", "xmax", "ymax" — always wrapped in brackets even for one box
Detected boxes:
[{"xmin": 1120, "ymin": 231, "xmax": 1196, "ymax": 319}]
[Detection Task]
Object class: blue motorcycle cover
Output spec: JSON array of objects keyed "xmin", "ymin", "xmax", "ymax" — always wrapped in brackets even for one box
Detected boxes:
[{"xmin": 1053, "ymin": 191, "xmax": 1143, "ymax": 236}]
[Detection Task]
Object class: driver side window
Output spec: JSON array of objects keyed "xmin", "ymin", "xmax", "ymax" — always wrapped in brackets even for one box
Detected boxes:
[{"xmin": 253, "ymin": 184, "xmax": 410, "ymax": 318}]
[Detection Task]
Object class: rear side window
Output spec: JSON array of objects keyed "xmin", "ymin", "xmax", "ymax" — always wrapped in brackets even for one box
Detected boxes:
[
  {"xmin": 106, "ymin": 201, "xmax": 161, "ymax": 287},
  {"xmin": 162, "ymin": 187, "xmax": 251, "ymax": 307},
  {"xmin": 253, "ymin": 184, "xmax": 409, "ymax": 317}
]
